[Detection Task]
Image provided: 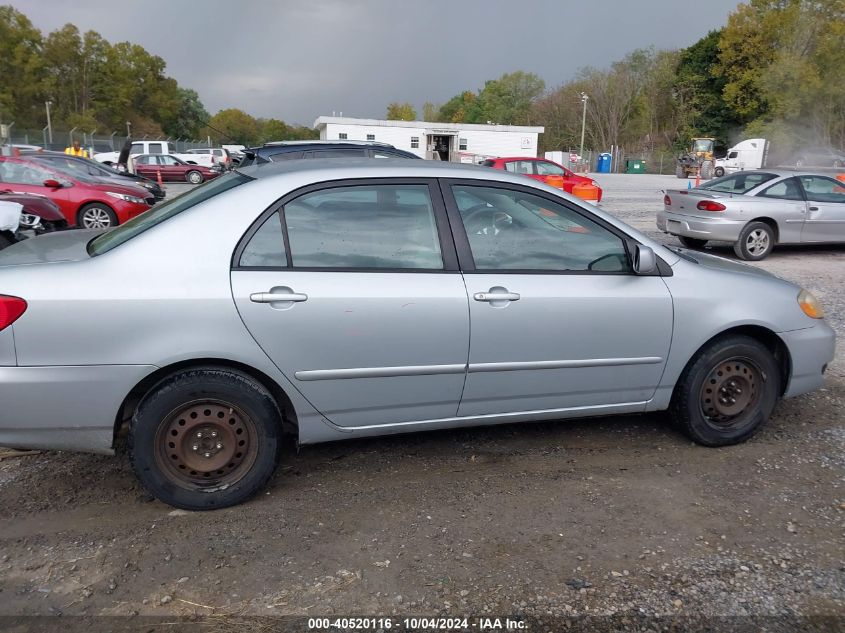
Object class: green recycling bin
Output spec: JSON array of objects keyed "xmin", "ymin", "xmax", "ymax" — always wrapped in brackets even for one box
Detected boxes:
[{"xmin": 625, "ymin": 159, "xmax": 646, "ymax": 174}]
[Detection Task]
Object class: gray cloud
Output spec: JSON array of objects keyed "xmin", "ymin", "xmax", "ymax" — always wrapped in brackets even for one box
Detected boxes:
[{"xmin": 13, "ymin": 0, "xmax": 741, "ymax": 125}]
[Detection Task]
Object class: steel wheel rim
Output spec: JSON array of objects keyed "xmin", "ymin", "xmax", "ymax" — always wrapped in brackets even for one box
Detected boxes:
[
  {"xmin": 154, "ymin": 399, "xmax": 258, "ymax": 489},
  {"xmin": 745, "ymin": 229, "xmax": 769, "ymax": 255},
  {"xmin": 82, "ymin": 208, "xmax": 112, "ymax": 229},
  {"xmin": 699, "ymin": 357, "xmax": 761, "ymax": 427}
]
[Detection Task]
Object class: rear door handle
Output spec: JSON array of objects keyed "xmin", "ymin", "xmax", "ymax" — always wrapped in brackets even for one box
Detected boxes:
[
  {"xmin": 809, "ymin": 206, "xmax": 819, "ymax": 211},
  {"xmin": 474, "ymin": 292, "xmax": 520, "ymax": 302},
  {"xmin": 250, "ymin": 292, "xmax": 308, "ymax": 303}
]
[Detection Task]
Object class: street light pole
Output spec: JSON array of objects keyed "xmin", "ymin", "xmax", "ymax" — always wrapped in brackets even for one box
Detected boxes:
[
  {"xmin": 579, "ymin": 92, "xmax": 589, "ymax": 169},
  {"xmin": 45, "ymin": 101, "xmax": 53, "ymax": 145}
]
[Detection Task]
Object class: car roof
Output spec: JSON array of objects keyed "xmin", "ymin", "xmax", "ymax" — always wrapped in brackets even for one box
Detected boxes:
[
  {"xmin": 238, "ymin": 157, "xmax": 547, "ymax": 183},
  {"xmin": 716, "ymin": 169, "xmax": 836, "ymax": 178},
  {"xmin": 262, "ymin": 140, "xmax": 395, "ymax": 148}
]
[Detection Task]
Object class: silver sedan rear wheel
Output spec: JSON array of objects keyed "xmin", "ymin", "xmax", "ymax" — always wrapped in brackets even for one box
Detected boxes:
[{"xmin": 734, "ymin": 221, "xmax": 774, "ymax": 261}]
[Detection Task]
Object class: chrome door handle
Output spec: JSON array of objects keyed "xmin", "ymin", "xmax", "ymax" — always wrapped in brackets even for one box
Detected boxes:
[
  {"xmin": 474, "ymin": 292, "xmax": 520, "ymax": 302},
  {"xmin": 250, "ymin": 292, "xmax": 308, "ymax": 303}
]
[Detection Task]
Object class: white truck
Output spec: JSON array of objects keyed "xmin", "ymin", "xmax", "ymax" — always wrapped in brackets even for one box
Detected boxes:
[
  {"xmin": 94, "ymin": 140, "xmax": 217, "ymax": 168},
  {"xmin": 714, "ymin": 138, "xmax": 769, "ymax": 177}
]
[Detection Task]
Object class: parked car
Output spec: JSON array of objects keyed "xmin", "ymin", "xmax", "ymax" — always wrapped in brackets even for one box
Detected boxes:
[
  {"xmin": 185, "ymin": 148, "xmax": 231, "ymax": 168},
  {"xmin": 238, "ymin": 140, "xmax": 420, "ymax": 167},
  {"xmin": 0, "ymin": 191, "xmax": 67, "ymax": 249},
  {"xmin": 792, "ymin": 146, "xmax": 845, "ymax": 168},
  {"xmin": 0, "ymin": 160, "xmax": 833, "ymax": 510},
  {"xmin": 658, "ymin": 170, "xmax": 845, "ymax": 260},
  {"xmin": 21, "ymin": 151, "xmax": 166, "ymax": 201},
  {"xmin": 133, "ymin": 154, "xmax": 222, "ymax": 184},
  {"xmin": 94, "ymin": 140, "xmax": 216, "ymax": 168},
  {"xmin": 481, "ymin": 157, "xmax": 603, "ymax": 202},
  {"xmin": 0, "ymin": 156, "xmax": 153, "ymax": 228}
]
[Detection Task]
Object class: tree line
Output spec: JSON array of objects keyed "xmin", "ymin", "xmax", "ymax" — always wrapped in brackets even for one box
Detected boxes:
[
  {"xmin": 387, "ymin": 0, "xmax": 844, "ymax": 158},
  {"xmin": 0, "ymin": 5, "xmax": 315, "ymax": 144}
]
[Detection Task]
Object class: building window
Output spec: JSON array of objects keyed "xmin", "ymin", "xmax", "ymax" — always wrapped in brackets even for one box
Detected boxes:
[
  {"xmin": 366, "ymin": 134, "xmax": 375, "ymax": 141},
  {"xmin": 338, "ymin": 133, "xmax": 348, "ymax": 140},
  {"xmin": 459, "ymin": 138, "xmax": 468, "ymax": 151},
  {"xmin": 411, "ymin": 137, "xmax": 419, "ymax": 149}
]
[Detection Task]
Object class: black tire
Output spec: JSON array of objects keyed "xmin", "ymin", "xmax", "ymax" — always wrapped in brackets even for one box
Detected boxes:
[
  {"xmin": 678, "ymin": 236, "xmax": 708, "ymax": 249},
  {"xmin": 700, "ymin": 161, "xmax": 714, "ymax": 180},
  {"xmin": 77, "ymin": 203, "xmax": 118, "ymax": 229},
  {"xmin": 129, "ymin": 368, "xmax": 281, "ymax": 510},
  {"xmin": 0, "ymin": 231, "xmax": 15, "ymax": 250},
  {"xmin": 675, "ymin": 163, "xmax": 686, "ymax": 179},
  {"xmin": 714, "ymin": 166, "xmax": 725, "ymax": 178},
  {"xmin": 733, "ymin": 221, "xmax": 775, "ymax": 260},
  {"xmin": 669, "ymin": 335, "xmax": 780, "ymax": 446},
  {"xmin": 186, "ymin": 170, "xmax": 204, "ymax": 184}
]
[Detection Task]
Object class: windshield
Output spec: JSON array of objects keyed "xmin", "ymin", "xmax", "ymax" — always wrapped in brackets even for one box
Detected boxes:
[
  {"xmin": 693, "ymin": 140, "xmax": 713, "ymax": 152},
  {"xmin": 697, "ymin": 172, "xmax": 777, "ymax": 194},
  {"xmin": 87, "ymin": 171, "xmax": 252, "ymax": 256}
]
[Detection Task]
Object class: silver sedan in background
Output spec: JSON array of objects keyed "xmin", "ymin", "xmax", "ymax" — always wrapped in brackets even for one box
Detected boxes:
[
  {"xmin": 658, "ymin": 170, "xmax": 845, "ymax": 260},
  {"xmin": 0, "ymin": 160, "xmax": 836, "ymax": 509}
]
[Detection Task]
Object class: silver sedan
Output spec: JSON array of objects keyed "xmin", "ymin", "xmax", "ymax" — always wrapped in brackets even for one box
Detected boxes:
[
  {"xmin": 0, "ymin": 160, "xmax": 836, "ymax": 509},
  {"xmin": 657, "ymin": 170, "xmax": 845, "ymax": 260}
]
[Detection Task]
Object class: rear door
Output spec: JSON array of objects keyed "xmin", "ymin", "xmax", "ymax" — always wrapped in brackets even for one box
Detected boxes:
[
  {"xmin": 443, "ymin": 180, "xmax": 673, "ymax": 417},
  {"xmin": 231, "ymin": 179, "xmax": 470, "ymax": 428},
  {"xmin": 798, "ymin": 175, "xmax": 845, "ymax": 242},
  {"xmin": 158, "ymin": 155, "xmax": 184, "ymax": 180},
  {"xmin": 753, "ymin": 176, "xmax": 807, "ymax": 243}
]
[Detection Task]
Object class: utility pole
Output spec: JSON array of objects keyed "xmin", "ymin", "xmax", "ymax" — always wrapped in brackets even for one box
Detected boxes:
[
  {"xmin": 45, "ymin": 101, "xmax": 53, "ymax": 145},
  {"xmin": 579, "ymin": 92, "xmax": 589, "ymax": 169}
]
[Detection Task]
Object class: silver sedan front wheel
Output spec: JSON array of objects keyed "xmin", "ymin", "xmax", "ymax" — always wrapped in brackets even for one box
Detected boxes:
[
  {"xmin": 734, "ymin": 221, "xmax": 774, "ymax": 261},
  {"xmin": 78, "ymin": 204, "xmax": 118, "ymax": 229}
]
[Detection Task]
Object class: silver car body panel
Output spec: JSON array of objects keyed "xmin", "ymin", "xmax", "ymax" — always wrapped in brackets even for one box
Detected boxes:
[
  {"xmin": 0, "ymin": 159, "xmax": 835, "ymax": 453},
  {"xmin": 0, "ymin": 326, "xmax": 16, "ymax": 366},
  {"xmin": 657, "ymin": 170, "xmax": 845, "ymax": 244}
]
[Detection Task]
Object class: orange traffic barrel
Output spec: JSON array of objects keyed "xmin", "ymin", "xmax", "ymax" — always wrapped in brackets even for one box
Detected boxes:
[
  {"xmin": 572, "ymin": 183, "xmax": 600, "ymax": 203},
  {"xmin": 544, "ymin": 175, "xmax": 565, "ymax": 190},
  {"xmin": 836, "ymin": 173, "xmax": 845, "ymax": 184}
]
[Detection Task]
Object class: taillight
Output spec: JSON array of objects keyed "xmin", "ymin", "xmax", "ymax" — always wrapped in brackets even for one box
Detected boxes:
[
  {"xmin": 0, "ymin": 295, "xmax": 27, "ymax": 331},
  {"xmin": 664, "ymin": 194, "xmax": 671, "ymax": 206},
  {"xmin": 696, "ymin": 200, "xmax": 727, "ymax": 212}
]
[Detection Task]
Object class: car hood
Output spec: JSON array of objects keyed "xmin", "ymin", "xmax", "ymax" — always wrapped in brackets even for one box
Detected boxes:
[
  {"xmin": 85, "ymin": 179, "xmax": 150, "ymax": 198},
  {"xmin": 0, "ymin": 228, "xmax": 103, "ymax": 266},
  {"xmin": 672, "ymin": 247, "xmax": 778, "ymax": 280},
  {"xmin": 0, "ymin": 192, "xmax": 64, "ymax": 221}
]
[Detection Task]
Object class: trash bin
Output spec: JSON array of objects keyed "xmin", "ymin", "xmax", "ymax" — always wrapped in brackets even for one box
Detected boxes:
[
  {"xmin": 596, "ymin": 153, "xmax": 612, "ymax": 173},
  {"xmin": 625, "ymin": 159, "xmax": 646, "ymax": 174}
]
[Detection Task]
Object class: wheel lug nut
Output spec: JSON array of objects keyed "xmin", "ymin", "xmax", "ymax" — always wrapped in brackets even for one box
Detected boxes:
[
  {"xmin": 196, "ymin": 431, "xmax": 203, "ymax": 438},
  {"xmin": 204, "ymin": 452, "xmax": 211, "ymax": 458},
  {"xmin": 216, "ymin": 443, "xmax": 223, "ymax": 450},
  {"xmin": 192, "ymin": 445, "xmax": 198, "ymax": 451},
  {"xmin": 211, "ymin": 431, "xmax": 217, "ymax": 438}
]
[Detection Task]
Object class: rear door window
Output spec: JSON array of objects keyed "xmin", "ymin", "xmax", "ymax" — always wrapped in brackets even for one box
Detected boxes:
[
  {"xmin": 758, "ymin": 177, "xmax": 804, "ymax": 201},
  {"xmin": 283, "ymin": 184, "xmax": 443, "ymax": 269},
  {"xmin": 699, "ymin": 172, "xmax": 777, "ymax": 194}
]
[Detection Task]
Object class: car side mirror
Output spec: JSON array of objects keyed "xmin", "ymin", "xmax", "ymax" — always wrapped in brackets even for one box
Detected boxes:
[
  {"xmin": 632, "ymin": 244, "xmax": 656, "ymax": 275},
  {"xmin": 43, "ymin": 179, "xmax": 62, "ymax": 188}
]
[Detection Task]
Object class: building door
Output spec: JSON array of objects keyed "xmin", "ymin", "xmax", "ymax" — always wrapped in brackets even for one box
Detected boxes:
[{"xmin": 427, "ymin": 135, "xmax": 453, "ymax": 162}]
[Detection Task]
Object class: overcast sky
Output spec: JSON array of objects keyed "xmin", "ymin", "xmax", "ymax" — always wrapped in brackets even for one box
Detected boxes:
[{"xmin": 15, "ymin": 0, "xmax": 742, "ymax": 125}]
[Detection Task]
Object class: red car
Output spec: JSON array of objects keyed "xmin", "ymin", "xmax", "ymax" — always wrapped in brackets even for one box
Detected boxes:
[
  {"xmin": 133, "ymin": 154, "xmax": 221, "ymax": 184},
  {"xmin": 0, "ymin": 156, "xmax": 152, "ymax": 229},
  {"xmin": 481, "ymin": 157, "xmax": 603, "ymax": 202}
]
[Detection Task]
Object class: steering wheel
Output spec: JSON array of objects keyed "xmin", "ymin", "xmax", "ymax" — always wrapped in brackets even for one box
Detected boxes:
[{"xmin": 462, "ymin": 204, "xmax": 511, "ymax": 235}]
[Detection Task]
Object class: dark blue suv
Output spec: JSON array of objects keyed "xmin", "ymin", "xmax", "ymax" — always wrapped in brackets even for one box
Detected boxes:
[{"xmin": 238, "ymin": 140, "xmax": 420, "ymax": 167}]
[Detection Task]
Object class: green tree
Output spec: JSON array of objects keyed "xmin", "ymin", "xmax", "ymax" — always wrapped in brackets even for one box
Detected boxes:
[
  {"xmin": 386, "ymin": 102, "xmax": 417, "ymax": 121},
  {"xmin": 476, "ymin": 71, "xmax": 545, "ymax": 125},
  {"xmin": 438, "ymin": 90, "xmax": 480, "ymax": 123},
  {"xmin": 0, "ymin": 6, "xmax": 47, "ymax": 128},
  {"xmin": 204, "ymin": 108, "xmax": 260, "ymax": 145},
  {"xmin": 422, "ymin": 102, "xmax": 439, "ymax": 121},
  {"xmin": 161, "ymin": 88, "xmax": 209, "ymax": 139}
]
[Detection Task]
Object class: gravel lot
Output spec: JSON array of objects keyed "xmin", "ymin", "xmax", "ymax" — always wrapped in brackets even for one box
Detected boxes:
[{"xmin": 1, "ymin": 173, "xmax": 843, "ymax": 630}]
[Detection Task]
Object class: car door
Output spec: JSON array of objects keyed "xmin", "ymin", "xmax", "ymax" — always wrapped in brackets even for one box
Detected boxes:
[
  {"xmin": 158, "ymin": 155, "xmax": 183, "ymax": 180},
  {"xmin": 753, "ymin": 177, "xmax": 807, "ymax": 243},
  {"xmin": 443, "ymin": 180, "xmax": 673, "ymax": 417},
  {"xmin": 798, "ymin": 175, "xmax": 845, "ymax": 242},
  {"xmin": 133, "ymin": 155, "xmax": 155, "ymax": 179},
  {"xmin": 230, "ymin": 179, "xmax": 470, "ymax": 428},
  {"xmin": 0, "ymin": 160, "xmax": 74, "ymax": 221}
]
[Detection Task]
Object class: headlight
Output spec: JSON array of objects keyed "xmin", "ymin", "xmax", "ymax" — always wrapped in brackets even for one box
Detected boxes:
[
  {"xmin": 798, "ymin": 289, "xmax": 824, "ymax": 319},
  {"xmin": 106, "ymin": 191, "xmax": 146, "ymax": 204},
  {"xmin": 140, "ymin": 181, "xmax": 156, "ymax": 190},
  {"xmin": 19, "ymin": 213, "xmax": 42, "ymax": 229}
]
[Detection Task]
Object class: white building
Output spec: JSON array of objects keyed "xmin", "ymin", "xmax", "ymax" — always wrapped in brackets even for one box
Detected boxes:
[{"xmin": 313, "ymin": 116, "xmax": 544, "ymax": 163}]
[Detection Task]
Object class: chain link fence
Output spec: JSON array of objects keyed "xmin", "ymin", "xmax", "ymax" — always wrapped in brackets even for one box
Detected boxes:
[{"xmin": 3, "ymin": 127, "xmax": 217, "ymax": 155}]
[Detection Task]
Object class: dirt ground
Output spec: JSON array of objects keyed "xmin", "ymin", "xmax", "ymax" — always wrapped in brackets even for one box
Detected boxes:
[{"xmin": 1, "ymin": 174, "xmax": 843, "ymax": 631}]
